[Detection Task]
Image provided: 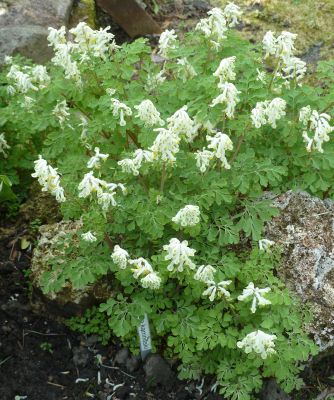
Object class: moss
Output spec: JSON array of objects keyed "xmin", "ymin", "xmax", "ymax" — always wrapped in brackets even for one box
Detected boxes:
[
  {"xmin": 70, "ymin": 0, "xmax": 96, "ymax": 28},
  {"xmin": 213, "ymin": 0, "xmax": 334, "ymax": 61}
]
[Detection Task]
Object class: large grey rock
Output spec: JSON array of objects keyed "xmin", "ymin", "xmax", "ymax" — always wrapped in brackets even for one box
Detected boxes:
[
  {"xmin": 265, "ymin": 190, "xmax": 334, "ymax": 350},
  {"xmin": 0, "ymin": 0, "xmax": 74, "ymax": 63},
  {"xmin": 143, "ymin": 354, "xmax": 175, "ymax": 387}
]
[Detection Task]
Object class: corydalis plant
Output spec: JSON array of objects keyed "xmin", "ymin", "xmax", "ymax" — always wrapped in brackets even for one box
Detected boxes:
[{"xmin": 2, "ymin": 3, "xmax": 327, "ymax": 398}]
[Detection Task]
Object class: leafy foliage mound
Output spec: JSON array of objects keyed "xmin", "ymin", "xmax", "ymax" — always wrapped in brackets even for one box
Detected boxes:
[{"xmin": 2, "ymin": 5, "xmax": 332, "ymax": 398}]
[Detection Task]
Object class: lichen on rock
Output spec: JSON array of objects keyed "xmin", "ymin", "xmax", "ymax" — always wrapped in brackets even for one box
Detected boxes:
[{"xmin": 265, "ymin": 190, "xmax": 334, "ymax": 350}]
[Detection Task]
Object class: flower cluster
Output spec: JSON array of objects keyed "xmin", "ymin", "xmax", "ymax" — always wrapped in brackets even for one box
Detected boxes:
[
  {"xmin": 172, "ymin": 205, "xmax": 200, "ymax": 227},
  {"xmin": 109, "ymin": 97, "xmax": 133, "ymax": 127},
  {"xmin": 202, "ymin": 280, "xmax": 232, "ymax": 301},
  {"xmin": 134, "ymin": 99, "xmax": 164, "ymax": 127},
  {"xmin": 87, "ymin": 147, "xmax": 109, "ymax": 169},
  {"xmin": 196, "ymin": 4, "xmax": 241, "ymax": 50},
  {"xmin": 158, "ymin": 29, "xmax": 177, "ymax": 58},
  {"xmin": 53, "ymin": 100, "xmax": 70, "ymax": 127},
  {"xmin": 167, "ymin": 106, "xmax": 199, "ymax": 142},
  {"xmin": 238, "ymin": 282, "xmax": 271, "ymax": 313},
  {"xmin": 118, "ymin": 149, "xmax": 153, "ymax": 176},
  {"xmin": 258, "ymin": 239, "xmax": 275, "ymax": 253},
  {"xmin": 194, "ymin": 264, "xmax": 216, "ymax": 283},
  {"xmin": 206, "ymin": 132, "xmax": 234, "ymax": 169},
  {"xmin": 6, "ymin": 64, "xmax": 50, "ymax": 94},
  {"xmin": 81, "ymin": 231, "xmax": 97, "ymax": 242},
  {"xmin": 163, "ymin": 238, "xmax": 196, "ymax": 272},
  {"xmin": 150, "ymin": 128, "xmax": 180, "ymax": 163},
  {"xmin": 251, "ymin": 98, "xmax": 286, "ymax": 129},
  {"xmin": 177, "ymin": 57, "xmax": 197, "ymax": 81},
  {"xmin": 237, "ymin": 330, "xmax": 277, "ymax": 359},
  {"xmin": 31, "ymin": 156, "xmax": 66, "ymax": 203},
  {"xmin": 78, "ymin": 171, "xmax": 126, "ymax": 211},
  {"xmin": 299, "ymin": 106, "xmax": 334, "ymax": 153},
  {"xmin": 262, "ymin": 30, "xmax": 306, "ymax": 85},
  {"xmin": 111, "ymin": 245, "xmax": 130, "ymax": 269}
]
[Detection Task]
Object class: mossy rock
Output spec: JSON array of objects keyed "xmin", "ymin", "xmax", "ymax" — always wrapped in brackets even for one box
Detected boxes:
[{"xmin": 70, "ymin": 0, "xmax": 96, "ymax": 28}]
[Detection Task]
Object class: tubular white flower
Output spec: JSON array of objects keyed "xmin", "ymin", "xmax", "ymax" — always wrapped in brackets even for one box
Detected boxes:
[
  {"xmin": 47, "ymin": 26, "xmax": 67, "ymax": 47},
  {"xmin": 150, "ymin": 128, "xmax": 180, "ymax": 163},
  {"xmin": 276, "ymin": 31, "xmax": 297, "ymax": 62},
  {"xmin": 177, "ymin": 58, "xmax": 197, "ymax": 81},
  {"xmin": 141, "ymin": 271, "xmax": 161, "ymax": 290},
  {"xmin": 300, "ymin": 108, "xmax": 334, "ymax": 153},
  {"xmin": 223, "ymin": 2, "xmax": 242, "ymax": 27},
  {"xmin": 7, "ymin": 65, "xmax": 37, "ymax": 93},
  {"xmin": 282, "ymin": 57, "xmax": 307, "ymax": 84},
  {"xmin": 78, "ymin": 171, "xmax": 106, "ymax": 198},
  {"xmin": 196, "ymin": 8, "xmax": 228, "ymax": 49},
  {"xmin": 22, "ymin": 96, "xmax": 35, "ymax": 111},
  {"xmin": 87, "ymin": 147, "xmax": 109, "ymax": 169},
  {"xmin": 195, "ymin": 149, "xmax": 214, "ymax": 173},
  {"xmin": 31, "ymin": 65, "xmax": 50, "ymax": 88},
  {"xmin": 251, "ymin": 98, "xmax": 286, "ymax": 129},
  {"xmin": 172, "ymin": 205, "xmax": 200, "ymax": 227},
  {"xmin": 213, "ymin": 56, "xmax": 236, "ymax": 84},
  {"xmin": 256, "ymin": 69, "xmax": 267, "ymax": 84},
  {"xmin": 50, "ymin": 42, "xmax": 81, "ymax": 82},
  {"xmin": 32, "ymin": 155, "xmax": 66, "ymax": 203},
  {"xmin": 145, "ymin": 70, "xmax": 166, "ymax": 91},
  {"xmin": 237, "ymin": 330, "xmax": 277, "ymax": 359},
  {"xmin": 0, "ymin": 133, "xmax": 10, "ymax": 157},
  {"xmin": 97, "ymin": 191, "xmax": 117, "ymax": 211},
  {"xmin": 110, "ymin": 98, "xmax": 132, "ymax": 127},
  {"xmin": 134, "ymin": 99, "xmax": 164, "ymax": 127},
  {"xmin": 194, "ymin": 265, "xmax": 216, "ymax": 283},
  {"xmin": 258, "ymin": 239, "xmax": 275, "ymax": 252},
  {"xmin": 210, "ymin": 82, "xmax": 240, "ymax": 118},
  {"xmin": 53, "ymin": 100, "xmax": 70, "ymax": 126},
  {"xmin": 129, "ymin": 257, "xmax": 153, "ymax": 278},
  {"xmin": 163, "ymin": 238, "xmax": 196, "ymax": 272},
  {"xmin": 111, "ymin": 245, "xmax": 129, "ymax": 269},
  {"xmin": 81, "ymin": 231, "xmax": 97, "ymax": 242},
  {"xmin": 202, "ymin": 280, "xmax": 232, "ymax": 301},
  {"xmin": 158, "ymin": 29, "xmax": 177, "ymax": 58},
  {"xmin": 262, "ymin": 31, "xmax": 277, "ymax": 58},
  {"xmin": 118, "ymin": 158, "xmax": 140, "ymax": 176},
  {"xmin": 206, "ymin": 132, "xmax": 233, "ymax": 169},
  {"xmin": 167, "ymin": 106, "xmax": 199, "ymax": 142},
  {"xmin": 238, "ymin": 282, "xmax": 271, "ymax": 313}
]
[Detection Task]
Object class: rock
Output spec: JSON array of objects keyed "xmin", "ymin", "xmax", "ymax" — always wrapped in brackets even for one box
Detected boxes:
[
  {"xmin": 114, "ymin": 348, "xmax": 130, "ymax": 366},
  {"xmin": 259, "ymin": 379, "xmax": 291, "ymax": 400},
  {"xmin": 0, "ymin": 0, "xmax": 74, "ymax": 64},
  {"xmin": 83, "ymin": 335, "xmax": 100, "ymax": 347},
  {"xmin": 72, "ymin": 346, "xmax": 91, "ymax": 368},
  {"xmin": 143, "ymin": 354, "xmax": 175, "ymax": 387},
  {"xmin": 30, "ymin": 220, "xmax": 112, "ymax": 315},
  {"xmin": 125, "ymin": 354, "xmax": 141, "ymax": 373},
  {"xmin": 265, "ymin": 190, "xmax": 334, "ymax": 350}
]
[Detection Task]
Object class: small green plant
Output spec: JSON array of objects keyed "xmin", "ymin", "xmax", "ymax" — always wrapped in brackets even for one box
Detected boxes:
[
  {"xmin": 40, "ymin": 341, "xmax": 53, "ymax": 354},
  {"xmin": 2, "ymin": 4, "xmax": 329, "ymax": 398}
]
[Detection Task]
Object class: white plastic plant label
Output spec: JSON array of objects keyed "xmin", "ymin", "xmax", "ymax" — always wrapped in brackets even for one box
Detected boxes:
[{"xmin": 138, "ymin": 313, "xmax": 152, "ymax": 360}]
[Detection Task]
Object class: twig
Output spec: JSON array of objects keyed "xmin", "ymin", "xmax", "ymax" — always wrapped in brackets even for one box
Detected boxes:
[
  {"xmin": 47, "ymin": 381, "xmax": 65, "ymax": 389},
  {"xmin": 101, "ymin": 364, "xmax": 135, "ymax": 379},
  {"xmin": 0, "ymin": 356, "xmax": 12, "ymax": 367},
  {"xmin": 315, "ymin": 387, "xmax": 334, "ymax": 400}
]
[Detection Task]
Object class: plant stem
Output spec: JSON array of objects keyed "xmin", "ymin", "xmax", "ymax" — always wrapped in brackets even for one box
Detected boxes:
[
  {"xmin": 268, "ymin": 59, "xmax": 281, "ymax": 91},
  {"xmin": 230, "ymin": 135, "xmax": 244, "ymax": 164},
  {"xmin": 160, "ymin": 163, "xmax": 167, "ymax": 193}
]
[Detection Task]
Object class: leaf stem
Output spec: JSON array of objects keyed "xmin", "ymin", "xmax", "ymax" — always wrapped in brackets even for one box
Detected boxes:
[{"xmin": 160, "ymin": 163, "xmax": 167, "ymax": 193}]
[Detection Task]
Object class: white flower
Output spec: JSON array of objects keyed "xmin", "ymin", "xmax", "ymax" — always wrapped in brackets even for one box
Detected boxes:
[
  {"xmin": 118, "ymin": 158, "xmax": 140, "ymax": 176},
  {"xmin": 223, "ymin": 2, "xmax": 242, "ymax": 27},
  {"xmin": 22, "ymin": 96, "xmax": 35, "ymax": 111},
  {"xmin": 195, "ymin": 149, "xmax": 214, "ymax": 173},
  {"xmin": 196, "ymin": 8, "xmax": 228, "ymax": 49},
  {"xmin": 177, "ymin": 57, "xmax": 197, "ymax": 81},
  {"xmin": 150, "ymin": 128, "xmax": 180, "ymax": 163},
  {"xmin": 282, "ymin": 57, "xmax": 307, "ymax": 84},
  {"xmin": 87, "ymin": 147, "xmax": 109, "ymax": 169},
  {"xmin": 163, "ymin": 238, "xmax": 196, "ymax": 272},
  {"xmin": 141, "ymin": 271, "xmax": 161, "ymax": 289},
  {"xmin": 97, "ymin": 191, "xmax": 117, "ymax": 211},
  {"xmin": 110, "ymin": 98, "xmax": 132, "ymax": 126},
  {"xmin": 167, "ymin": 106, "xmax": 199, "ymax": 142},
  {"xmin": 172, "ymin": 205, "xmax": 200, "ymax": 227},
  {"xmin": 210, "ymin": 82, "xmax": 240, "ymax": 118},
  {"xmin": 213, "ymin": 56, "xmax": 236, "ymax": 85},
  {"xmin": 262, "ymin": 31, "xmax": 277, "ymax": 58},
  {"xmin": 0, "ymin": 133, "xmax": 10, "ymax": 157},
  {"xmin": 237, "ymin": 330, "xmax": 277, "ymax": 359},
  {"xmin": 206, "ymin": 132, "xmax": 233, "ymax": 169},
  {"xmin": 78, "ymin": 171, "xmax": 105, "ymax": 198},
  {"xmin": 258, "ymin": 239, "xmax": 275, "ymax": 252},
  {"xmin": 81, "ymin": 231, "xmax": 97, "ymax": 242},
  {"xmin": 238, "ymin": 282, "xmax": 271, "ymax": 313},
  {"xmin": 7, "ymin": 65, "xmax": 37, "ymax": 93},
  {"xmin": 276, "ymin": 31, "xmax": 297, "ymax": 62},
  {"xmin": 300, "ymin": 108, "xmax": 334, "ymax": 153},
  {"xmin": 194, "ymin": 265, "xmax": 216, "ymax": 283},
  {"xmin": 32, "ymin": 155, "xmax": 66, "ymax": 202},
  {"xmin": 158, "ymin": 29, "xmax": 177, "ymax": 58},
  {"xmin": 129, "ymin": 257, "xmax": 153, "ymax": 278},
  {"xmin": 47, "ymin": 26, "xmax": 67, "ymax": 47},
  {"xmin": 251, "ymin": 98, "xmax": 286, "ymax": 129},
  {"xmin": 31, "ymin": 65, "xmax": 50, "ymax": 88},
  {"xmin": 202, "ymin": 280, "xmax": 232, "ymax": 301},
  {"xmin": 134, "ymin": 99, "xmax": 164, "ymax": 127},
  {"xmin": 50, "ymin": 42, "xmax": 81, "ymax": 82},
  {"xmin": 266, "ymin": 98, "xmax": 286, "ymax": 128},
  {"xmin": 256, "ymin": 68, "xmax": 267, "ymax": 84},
  {"xmin": 111, "ymin": 245, "xmax": 129, "ymax": 269},
  {"xmin": 145, "ymin": 70, "xmax": 166, "ymax": 91},
  {"xmin": 53, "ymin": 100, "xmax": 70, "ymax": 126}
]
